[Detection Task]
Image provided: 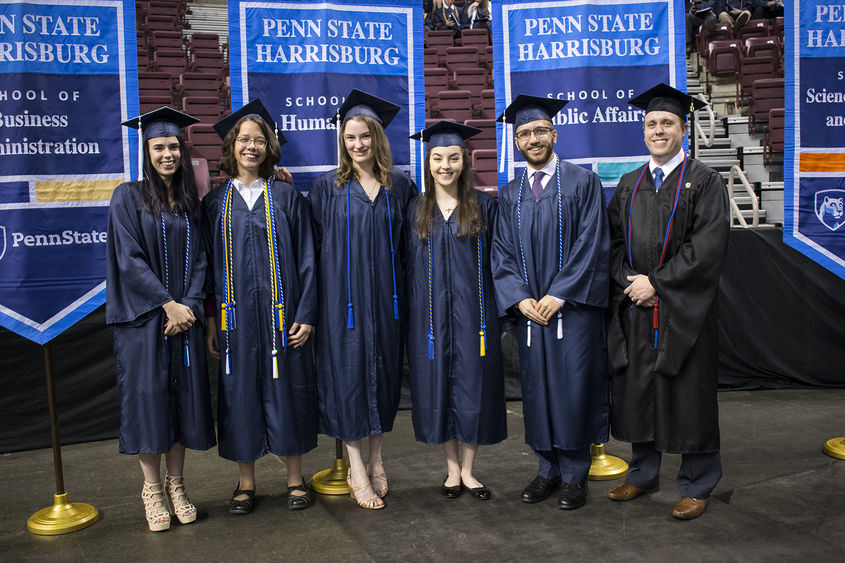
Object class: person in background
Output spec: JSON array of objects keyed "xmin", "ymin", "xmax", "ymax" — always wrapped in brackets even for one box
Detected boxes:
[
  {"xmin": 464, "ymin": 0, "xmax": 491, "ymax": 32},
  {"xmin": 425, "ymin": 0, "xmax": 466, "ymax": 36}
]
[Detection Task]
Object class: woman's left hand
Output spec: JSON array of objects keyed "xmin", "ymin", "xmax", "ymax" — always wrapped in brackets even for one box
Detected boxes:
[{"xmin": 287, "ymin": 322, "xmax": 312, "ymax": 348}]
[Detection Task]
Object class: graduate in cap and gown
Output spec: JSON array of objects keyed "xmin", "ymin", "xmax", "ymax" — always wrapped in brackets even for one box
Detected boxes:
[
  {"xmin": 107, "ymin": 107, "xmax": 215, "ymax": 531},
  {"xmin": 606, "ymin": 84, "xmax": 729, "ymax": 520},
  {"xmin": 204, "ymin": 100, "xmax": 318, "ymax": 514},
  {"xmin": 309, "ymin": 89, "xmax": 417, "ymax": 509},
  {"xmin": 406, "ymin": 121, "xmax": 506, "ymax": 500},
  {"xmin": 491, "ymin": 95, "xmax": 610, "ymax": 510}
]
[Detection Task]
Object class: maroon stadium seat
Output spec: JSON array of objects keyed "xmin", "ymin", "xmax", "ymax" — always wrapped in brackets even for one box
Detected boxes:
[
  {"xmin": 191, "ymin": 157, "xmax": 211, "ymax": 200},
  {"xmin": 182, "ymin": 96, "xmax": 222, "ymax": 124},
  {"xmin": 697, "ymin": 22, "xmax": 732, "ymax": 58},
  {"xmin": 179, "ymin": 72, "xmax": 221, "ymax": 99},
  {"xmin": 140, "ymin": 94, "xmax": 174, "ymax": 114},
  {"xmin": 424, "ymin": 67, "xmax": 450, "ymax": 95},
  {"xmin": 150, "ymin": 31, "xmax": 183, "ymax": 52},
  {"xmin": 749, "ymin": 78, "xmax": 784, "ymax": 134},
  {"xmin": 432, "ymin": 90, "xmax": 474, "ymax": 122},
  {"xmin": 459, "ymin": 28, "xmax": 489, "ymax": 49},
  {"xmin": 464, "ymin": 119, "xmax": 496, "ymax": 153},
  {"xmin": 739, "ymin": 56, "xmax": 777, "ymax": 104},
  {"xmin": 425, "ymin": 30, "xmax": 454, "ymax": 60},
  {"xmin": 478, "ymin": 89, "xmax": 495, "ymax": 120},
  {"xmin": 471, "ymin": 149, "xmax": 498, "ymax": 195},
  {"xmin": 764, "ymin": 108, "xmax": 785, "ymax": 165},
  {"xmin": 445, "ymin": 46, "xmax": 482, "ymax": 73},
  {"xmin": 152, "ymin": 48, "xmax": 187, "ymax": 79},
  {"xmin": 138, "ymin": 71, "xmax": 175, "ymax": 97},
  {"xmin": 452, "ymin": 67, "xmax": 490, "ymax": 106},
  {"xmin": 186, "ymin": 124, "xmax": 223, "ymax": 174},
  {"xmin": 736, "ymin": 19, "xmax": 770, "ymax": 43},
  {"xmin": 188, "ymin": 33, "xmax": 220, "ymax": 54},
  {"xmin": 190, "ymin": 51, "xmax": 227, "ymax": 76}
]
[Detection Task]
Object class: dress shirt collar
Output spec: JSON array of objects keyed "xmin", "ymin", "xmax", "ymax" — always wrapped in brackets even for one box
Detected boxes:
[{"xmin": 649, "ymin": 149, "xmax": 685, "ymax": 182}]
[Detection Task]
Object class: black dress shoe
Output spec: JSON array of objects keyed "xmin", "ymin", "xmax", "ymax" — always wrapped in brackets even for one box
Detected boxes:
[
  {"xmin": 558, "ymin": 481, "xmax": 588, "ymax": 510},
  {"xmin": 462, "ymin": 483, "xmax": 491, "ymax": 501},
  {"xmin": 287, "ymin": 482, "xmax": 312, "ymax": 511},
  {"xmin": 521, "ymin": 475, "xmax": 561, "ymax": 503},
  {"xmin": 228, "ymin": 484, "xmax": 255, "ymax": 515},
  {"xmin": 441, "ymin": 477, "xmax": 462, "ymax": 499}
]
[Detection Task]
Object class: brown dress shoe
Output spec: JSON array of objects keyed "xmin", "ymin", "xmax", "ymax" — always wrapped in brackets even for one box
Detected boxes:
[
  {"xmin": 607, "ymin": 483, "xmax": 649, "ymax": 502},
  {"xmin": 672, "ymin": 497, "xmax": 708, "ymax": 520}
]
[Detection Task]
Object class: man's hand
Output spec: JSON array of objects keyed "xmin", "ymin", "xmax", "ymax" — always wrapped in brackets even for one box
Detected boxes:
[
  {"xmin": 536, "ymin": 295, "xmax": 562, "ymax": 322},
  {"xmin": 624, "ymin": 274, "xmax": 656, "ymax": 306},
  {"xmin": 518, "ymin": 298, "xmax": 548, "ymax": 325}
]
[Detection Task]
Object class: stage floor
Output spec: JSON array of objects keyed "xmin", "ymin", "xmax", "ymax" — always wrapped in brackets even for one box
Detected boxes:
[{"xmin": 3, "ymin": 389, "xmax": 844, "ymax": 562}]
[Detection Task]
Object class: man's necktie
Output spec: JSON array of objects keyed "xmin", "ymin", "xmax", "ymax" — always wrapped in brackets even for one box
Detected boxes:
[
  {"xmin": 653, "ymin": 167, "xmax": 664, "ymax": 191},
  {"xmin": 532, "ymin": 171, "xmax": 545, "ymax": 199}
]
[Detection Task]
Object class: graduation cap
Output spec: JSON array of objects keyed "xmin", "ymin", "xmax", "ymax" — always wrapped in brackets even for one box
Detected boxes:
[
  {"xmin": 122, "ymin": 106, "xmax": 200, "ymax": 140},
  {"xmin": 212, "ymin": 99, "xmax": 287, "ymax": 146},
  {"xmin": 496, "ymin": 94, "xmax": 568, "ymax": 128},
  {"xmin": 335, "ymin": 89, "xmax": 401, "ymax": 128},
  {"xmin": 627, "ymin": 83, "xmax": 707, "ymax": 119},
  {"xmin": 410, "ymin": 120, "xmax": 481, "ymax": 148}
]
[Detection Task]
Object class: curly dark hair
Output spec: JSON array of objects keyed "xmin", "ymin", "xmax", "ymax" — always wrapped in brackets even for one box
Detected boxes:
[{"xmin": 218, "ymin": 115, "xmax": 281, "ymax": 179}]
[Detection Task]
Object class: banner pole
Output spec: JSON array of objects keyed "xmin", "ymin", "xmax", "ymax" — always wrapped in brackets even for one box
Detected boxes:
[
  {"xmin": 309, "ymin": 439, "xmax": 351, "ymax": 495},
  {"xmin": 27, "ymin": 342, "xmax": 99, "ymax": 535}
]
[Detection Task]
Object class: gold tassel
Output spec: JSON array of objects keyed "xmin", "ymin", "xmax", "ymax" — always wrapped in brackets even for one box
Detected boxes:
[
  {"xmin": 479, "ymin": 331, "xmax": 486, "ymax": 357},
  {"xmin": 276, "ymin": 303, "xmax": 284, "ymax": 331},
  {"xmin": 219, "ymin": 303, "xmax": 227, "ymax": 331}
]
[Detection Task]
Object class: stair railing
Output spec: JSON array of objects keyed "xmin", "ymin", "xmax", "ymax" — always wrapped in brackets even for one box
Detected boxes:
[
  {"xmin": 693, "ymin": 93, "xmax": 715, "ymax": 153},
  {"xmin": 727, "ymin": 165, "xmax": 759, "ymax": 228}
]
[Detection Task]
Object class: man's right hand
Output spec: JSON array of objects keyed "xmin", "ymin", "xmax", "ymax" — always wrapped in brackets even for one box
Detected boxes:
[{"xmin": 518, "ymin": 298, "xmax": 548, "ymax": 325}]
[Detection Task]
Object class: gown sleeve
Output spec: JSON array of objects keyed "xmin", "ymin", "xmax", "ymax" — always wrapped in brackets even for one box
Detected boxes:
[
  {"xmin": 649, "ymin": 166, "xmax": 730, "ymax": 377},
  {"xmin": 105, "ymin": 183, "xmax": 172, "ymax": 325},
  {"xmin": 546, "ymin": 169, "xmax": 610, "ymax": 308},
  {"xmin": 491, "ymin": 185, "xmax": 533, "ymax": 317},
  {"xmin": 606, "ymin": 177, "xmax": 636, "ymax": 373},
  {"xmin": 290, "ymin": 188, "xmax": 318, "ymax": 326}
]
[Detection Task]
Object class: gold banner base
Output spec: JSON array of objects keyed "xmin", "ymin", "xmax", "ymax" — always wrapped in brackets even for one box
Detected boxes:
[
  {"xmin": 310, "ymin": 458, "xmax": 351, "ymax": 495},
  {"xmin": 823, "ymin": 437, "xmax": 845, "ymax": 460},
  {"xmin": 588, "ymin": 443, "xmax": 628, "ymax": 481},
  {"xmin": 27, "ymin": 493, "xmax": 98, "ymax": 535}
]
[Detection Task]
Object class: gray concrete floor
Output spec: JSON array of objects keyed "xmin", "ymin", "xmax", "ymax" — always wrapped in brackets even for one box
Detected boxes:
[{"xmin": 2, "ymin": 389, "xmax": 844, "ymax": 562}]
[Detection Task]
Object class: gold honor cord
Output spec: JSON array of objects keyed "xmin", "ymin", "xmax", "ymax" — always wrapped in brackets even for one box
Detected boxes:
[{"xmin": 220, "ymin": 181, "xmax": 236, "ymax": 375}]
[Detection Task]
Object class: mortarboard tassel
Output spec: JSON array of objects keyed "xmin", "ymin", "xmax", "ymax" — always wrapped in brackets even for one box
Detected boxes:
[
  {"xmin": 393, "ymin": 295, "xmax": 399, "ymax": 321},
  {"xmin": 479, "ymin": 330, "xmax": 486, "ymax": 357},
  {"xmin": 272, "ymin": 348, "xmax": 279, "ymax": 379},
  {"xmin": 183, "ymin": 338, "xmax": 190, "ymax": 367},
  {"xmin": 526, "ymin": 320, "xmax": 532, "ymax": 347},
  {"xmin": 138, "ymin": 122, "xmax": 144, "ymax": 180},
  {"xmin": 224, "ymin": 345, "xmax": 231, "ymax": 375},
  {"xmin": 557, "ymin": 311, "xmax": 563, "ymax": 340},
  {"xmin": 428, "ymin": 334, "xmax": 434, "ymax": 360},
  {"xmin": 653, "ymin": 297, "xmax": 659, "ymax": 349},
  {"xmin": 346, "ymin": 182, "xmax": 354, "ymax": 329},
  {"xmin": 347, "ymin": 302, "xmax": 354, "ymax": 329}
]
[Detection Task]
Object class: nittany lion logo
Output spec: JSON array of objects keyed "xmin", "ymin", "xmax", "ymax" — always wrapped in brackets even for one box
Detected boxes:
[
  {"xmin": 0, "ymin": 226, "xmax": 5, "ymax": 261},
  {"xmin": 815, "ymin": 190, "xmax": 845, "ymax": 232}
]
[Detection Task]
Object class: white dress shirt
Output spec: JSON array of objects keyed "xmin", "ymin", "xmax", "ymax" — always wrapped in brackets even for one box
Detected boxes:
[
  {"xmin": 233, "ymin": 177, "xmax": 265, "ymax": 210},
  {"xmin": 648, "ymin": 149, "xmax": 685, "ymax": 191}
]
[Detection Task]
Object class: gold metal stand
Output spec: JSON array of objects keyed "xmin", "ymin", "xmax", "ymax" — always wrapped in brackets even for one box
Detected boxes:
[
  {"xmin": 310, "ymin": 439, "xmax": 350, "ymax": 495},
  {"xmin": 588, "ymin": 443, "xmax": 628, "ymax": 481},
  {"xmin": 27, "ymin": 343, "xmax": 98, "ymax": 535},
  {"xmin": 823, "ymin": 437, "xmax": 845, "ymax": 460}
]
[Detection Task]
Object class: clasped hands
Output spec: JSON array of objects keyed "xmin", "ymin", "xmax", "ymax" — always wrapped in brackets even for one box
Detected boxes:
[
  {"xmin": 205, "ymin": 317, "xmax": 312, "ymax": 359},
  {"xmin": 624, "ymin": 274, "xmax": 656, "ymax": 307},
  {"xmin": 518, "ymin": 295, "xmax": 561, "ymax": 325}
]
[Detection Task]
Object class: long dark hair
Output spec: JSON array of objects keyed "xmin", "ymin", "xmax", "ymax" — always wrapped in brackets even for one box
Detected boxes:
[
  {"xmin": 414, "ymin": 146, "xmax": 485, "ymax": 241},
  {"xmin": 335, "ymin": 115, "xmax": 394, "ymax": 190},
  {"xmin": 218, "ymin": 115, "xmax": 282, "ymax": 180},
  {"xmin": 139, "ymin": 136, "xmax": 199, "ymax": 220}
]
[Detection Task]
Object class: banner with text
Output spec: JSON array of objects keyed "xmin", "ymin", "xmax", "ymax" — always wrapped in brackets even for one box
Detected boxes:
[
  {"xmin": 784, "ymin": 2, "xmax": 845, "ymax": 280},
  {"xmin": 228, "ymin": 0, "xmax": 424, "ymax": 192},
  {"xmin": 0, "ymin": 0, "xmax": 138, "ymax": 343},
  {"xmin": 493, "ymin": 0, "xmax": 685, "ymax": 193}
]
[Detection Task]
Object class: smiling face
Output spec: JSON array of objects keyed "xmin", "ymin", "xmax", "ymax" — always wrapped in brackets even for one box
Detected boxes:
[
  {"xmin": 234, "ymin": 119, "xmax": 267, "ymax": 176},
  {"xmin": 514, "ymin": 119, "xmax": 557, "ymax": 168},
  {"xmin": 343, "ymin": 117, "xmax": 375, "ymax": 170},
  {"xmin": 147, "ymin": 136, "xmax": 181, "ymax": 185},
  {"xmin": 429, "ymin": 145, "xmax": 463, "ymax": 190},
  {"xmin": 643, "ymin": 110, "xmax": 687, "ymax": 166}
]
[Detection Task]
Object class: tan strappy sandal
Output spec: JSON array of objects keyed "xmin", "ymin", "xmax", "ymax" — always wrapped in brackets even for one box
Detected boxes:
[
  {"xmin": 142, "ymin": 481, "xmax": 171, "ymax": 532},
  {"xmin": 165, "ymin": 474, "xmax": 197, "ymax": 524},
  {"xmin": 367, "ymin": 465, "xmax": 388, "ymax": 498},
  {"xmin": 347, "ymin": 470, "xmax": 384, "ymax": 510}
]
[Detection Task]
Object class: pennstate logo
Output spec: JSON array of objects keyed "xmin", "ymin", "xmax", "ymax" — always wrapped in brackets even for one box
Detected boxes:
[
  {"xmin": 815, "ymin": 190, "xmax": 845, "ymax": 232},
  {"xmin": 0, "ymin": 226, "xmax": 5, "ymax": 261}
]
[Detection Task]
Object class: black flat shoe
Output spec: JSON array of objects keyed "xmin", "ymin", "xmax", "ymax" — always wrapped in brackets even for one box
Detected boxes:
[
  {"xmin": 558, "ymin": 481, "xmax": 588, "ymax": 510},
  {"xmin": 462, "ymin": 483, "xmax": 491, "ymax": 501},
  {"xmin": 287, "ymin": 482, "xmax": 312, "ymax": 511},
  {"xmin": 521, "ymin": 475, "xmax": 561, "ymax": 503},
  {"xmin": 441, "ymin": 477, "xmax": 462, "ymax": 499},
  {"xmin": 228, "ymin": 484, "xmax": 255, "ymax": 515}
]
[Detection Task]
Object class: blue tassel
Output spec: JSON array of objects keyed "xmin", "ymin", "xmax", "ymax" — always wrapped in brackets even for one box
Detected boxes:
[
  {"xmin": 282, "ymin": 329, "xmax": 288, "ymax": 348},
  {"xmin": 653, "ymin": 329, "xmax": 658, "ymax": 349},
  {"xmin": 183, "ymin": 338, "xmax": 190, "ymax": 367},
  {"xmin": 428, "ymin": 335, "xmax": 434, "ymax": 359},
  {"xmin": 393, "ymin": 295, "xmax": 399, "ymax": 320},
  {"xmin": 164, "ymin": 336, "xmax": 170, "ymax": 364},
  {"xmin": 347, "ymin": 303, "xmax": 354, "ymax": 329}
]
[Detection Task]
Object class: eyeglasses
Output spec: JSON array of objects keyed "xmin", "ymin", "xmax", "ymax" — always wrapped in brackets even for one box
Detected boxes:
[
  {"xmin": 236, "ymin": 136, "xmax": 267, "ymax": 148},
  {"xmin": 515, "ymin": 126, "xmax": 553, "ymax": 141}
]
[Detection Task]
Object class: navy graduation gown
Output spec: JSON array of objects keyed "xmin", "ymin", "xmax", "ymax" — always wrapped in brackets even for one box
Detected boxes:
[
  {"xmin": 106, "ymin": 181, "xmax": 215, "ymax": 455},
  {"xmin": 607, "ymin": 158, "xmax": 729, "ymax": 453},
  {"xmin": 405, "ymin": 192, "xmax": 507, "ymax": 446},
  {"xmin": 491, "ymin": 159, "xmax": 610, "ymax": 451},
  {"xmin": 203, "ymin": 179, "xmax": 318, "ymax": 462},
  {"xmin": 309, "ymin": 171, "xmax": 416, "ymax": 441}
]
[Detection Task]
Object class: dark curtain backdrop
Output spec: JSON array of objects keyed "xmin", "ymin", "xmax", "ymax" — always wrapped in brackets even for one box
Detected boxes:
[{"xmin": 2, "ymin": 228, "xmax": 843, "ymax": 453}]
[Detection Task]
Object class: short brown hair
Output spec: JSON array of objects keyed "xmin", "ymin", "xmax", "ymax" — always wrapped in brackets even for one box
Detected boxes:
[
  {"xmin": 219, "ymin": 115, "xmax": 281, "ymax": 179},
  {"xmin": 335, "ymin": 116, "xmax": 393, "ymax": 189}
]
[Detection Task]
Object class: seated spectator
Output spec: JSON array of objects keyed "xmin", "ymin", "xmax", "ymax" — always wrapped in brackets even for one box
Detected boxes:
[
  {"xmin": 718, "ymin": 1, "xmax": 752, "ymax": 29},
  {"xmin": 752, "ymin": 0, "xmax": 784, "ymax": 20},
  {"xmin": 686, "ymin": 0, "xmax": 718, "ymax": 54},
  {"xmin": 425, "ymin": 0, "xmax": 465, "ymax": 36},
  {"xmin": 464, "ymin": 0, "xmax": 491, "ymax": 32}
]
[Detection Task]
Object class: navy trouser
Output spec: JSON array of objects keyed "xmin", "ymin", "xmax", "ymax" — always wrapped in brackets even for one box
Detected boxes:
[
  {"xmin": 535, "ymin": 446, "xmax": 592, "ymax": 484},
  {"xmin": 625, "ymin": 441, "xmax": 722, "ymax": 499}
]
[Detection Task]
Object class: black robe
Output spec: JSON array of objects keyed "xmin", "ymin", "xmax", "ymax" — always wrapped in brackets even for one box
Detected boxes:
[
  {"xmin": 607, "ymin": 157, "xmax": 730, "ymax": 454},
  {"xmin": 491, "ymin": 159, "xmax": 610, "ymax": 451},
  {"xmin": 405, "ymin": 192, "xmax": 507, "ymax": 446},
  {"xmin": 308, "ymin": 171, "xmax": 417, "ymax": 441},
  {"xmin": 106, "ymin": 181, "xmax": 215, "ymax": 455},
  {"xmin": 203, "ymin": 179, "xmax": 318, "ymax": 462}
]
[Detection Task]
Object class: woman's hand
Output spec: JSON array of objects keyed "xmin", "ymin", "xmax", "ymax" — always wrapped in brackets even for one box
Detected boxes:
[
  {"xmin": 287, "ymin": 322, "xmax": 312, "ymax": 348},
  {"xmin": 206, "ymin": 317, "xmax": 220, "ymax": 359},
  {"xmin": 162, "ymin": 301, "xmax": 195, "ymax": 336}
]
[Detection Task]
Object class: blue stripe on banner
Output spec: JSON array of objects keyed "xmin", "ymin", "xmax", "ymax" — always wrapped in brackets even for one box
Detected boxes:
[
  {"xmin": 493, "ymin": 0, "xmax": 686, "ymax": 188},
  {"xmin": 598, "ymin": 161, "xmax": 647, "ymax": 184},
  {"xmin": 783, "ymin": 1, "xmax": 845, "ymax": 281},
  {"xmin": 228, "ymin": 0, "xmax": 424, "ymax": 192}
]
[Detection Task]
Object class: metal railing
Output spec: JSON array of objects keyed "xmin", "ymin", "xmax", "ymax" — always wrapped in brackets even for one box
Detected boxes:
[
  {"xmin": 693, "ymin": 93, "xmax": 715, "ymax": 153},
  {"xmin": 727, "ymin": 164, "xmax": 759, "ymax": 228}
]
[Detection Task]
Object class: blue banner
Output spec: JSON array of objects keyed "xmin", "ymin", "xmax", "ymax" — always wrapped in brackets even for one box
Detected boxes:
[
  {"xmin": 784, "ymin": 1, "xmax": 845, "ymax": 280},
  {"xmin": 228, "ymin": 0, "xmax": 425, "ymax": 192},
  {"xmin": 493, "ymin": 0, "xmax": 686, "ymax": 192},
  {"xmin": 0, "ymin": 0, "xmax": 138, "ymax": 343}
]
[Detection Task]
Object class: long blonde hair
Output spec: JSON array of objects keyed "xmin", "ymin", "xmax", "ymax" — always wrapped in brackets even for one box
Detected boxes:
[{"xmin": 335, "ymin": 115, "xmax": 394, "ymax": 190}]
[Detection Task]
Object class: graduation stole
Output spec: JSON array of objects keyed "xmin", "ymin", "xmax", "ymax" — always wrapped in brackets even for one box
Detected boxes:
[
  {"xmin": 515, "ymin": 156, "xmax": 563, "ymax": 347},
  {"xmin": 345, "ymin": 181, "xmax": 399, "ymax": 330},
  {"xmin": 160, "ymin": 210, "xmax": 191, "ymax": 367},
  {"xmin": 219, "ymin": 179, "xmax": 287, "ymax": 378},
  {"xmin": 425, "ymin": 215, "xmax": 488, "ymax": 359},
  {"xmin": 626, "ymin": 153, "xmax": 688, "ymax": 349},
  {"xmin": 441, "ymin": 4, "xmax": 458, "ymax": 27}
]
